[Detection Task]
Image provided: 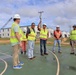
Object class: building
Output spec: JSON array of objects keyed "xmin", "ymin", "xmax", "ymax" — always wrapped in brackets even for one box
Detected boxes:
[
  {"xmin": 0, "ymin": 25, "xmax": 39, "ymax": 38},
  {"xmin": 0, "ymin": 26, "xmax": 70, "ymax": 38}
]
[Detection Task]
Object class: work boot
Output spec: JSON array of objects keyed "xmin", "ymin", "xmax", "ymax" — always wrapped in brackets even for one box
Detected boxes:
[
  {"xmin": 21, "ymin": 51, "xmax": 23, "ymax": 54},
  {"xmin": 58, "ymin": 51, "xmax": 62, "ymax": 53},
  {"xmin": 44, "ymin": 53, "xmax": 48, "ymax": 55},
  {"xmin": 70, "ymin": 52, "xmax": 75, "ymax": 55},
  {"xmin": 32, "ymin": 56, "xmax": 36, "ymax": 59},
  {"xmin": 41, "ymin": 54, "xmax": 44, "ymax": 56},
  {"xmin": 29, "ymin": 56, "xmax": 36, "ymax": 60},
  {"xmin": 24, "ymin": 51, "xmax": 26, "ymax": 54}
]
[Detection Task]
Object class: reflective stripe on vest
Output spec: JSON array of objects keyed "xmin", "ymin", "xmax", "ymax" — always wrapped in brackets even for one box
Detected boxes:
[
  {"xmin": 28, "ymin": 28, "xmax": 36, "ymax": 41},
  {"xmin": 54, "ymin": 30, "xmax": 61, "ymax": 39},
  {"xmin": 70, "ymin": 30, "xmax": 76, "ymax": 40},
  {"xmin": 40, "ymin": 28, "xmax": 48, "ymax": 40}
]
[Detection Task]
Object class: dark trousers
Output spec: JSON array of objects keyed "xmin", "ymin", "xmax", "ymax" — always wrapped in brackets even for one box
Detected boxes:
[{"xmin": 40, "ymin": 39, "xmax": 47, "ymax": 54}]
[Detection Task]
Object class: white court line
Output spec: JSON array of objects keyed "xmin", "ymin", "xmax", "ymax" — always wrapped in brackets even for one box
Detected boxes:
[
  {"xmin": 0, "ymin": 58, "xmax": 8, "ymax": 75},
  {"xmin": 0, "ymin": 51, "xmax": 12, "ymax": 75},
  {"xmin": 48, "ymin": 50, "xmax": 60, "ymax": 75},
  {"xmin": 0, "ymin": 50, "xmax": 60, "ymax": 75}
]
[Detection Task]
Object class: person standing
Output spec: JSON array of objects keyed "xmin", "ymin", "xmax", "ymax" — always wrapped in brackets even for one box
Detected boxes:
[
  {"xmin": 10, "ymin": 14, "xmax": 24, "ymax": 69},
  {"xmin": 21, "ymin": 31, "xmax": 27, "ymax": 54},
  {"xmin": 70, "ymin": 25, "xmax": 76, "ymax": 55},
  {"xmin": 26, "ymin": 23, "xmax": 36, "ymax": 59},
  {"xmin": 52, "ymin": 25, "xmax": 62, "ymax": 53},
  {"xmin": 38, "ymin": 21, "xmax": 49, "ymax": 56}
]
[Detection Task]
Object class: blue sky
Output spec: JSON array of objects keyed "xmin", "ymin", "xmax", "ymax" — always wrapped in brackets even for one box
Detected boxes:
[{"xmin": 0, "ymin": 0, "xmax": 76, "ymax": 31}]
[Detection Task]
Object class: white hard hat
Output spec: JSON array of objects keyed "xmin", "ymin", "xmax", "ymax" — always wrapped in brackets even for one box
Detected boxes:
[
  {"xmin": 13, "ymin": 14, "xmax": 20, "ymax": 19},
  {"xmin": 43, "ymin": 23, "xmax": 47, "ymax": 26},
  {"xmin": 56, "ymin": 25, "xmax": 60, "ymax": 28}
]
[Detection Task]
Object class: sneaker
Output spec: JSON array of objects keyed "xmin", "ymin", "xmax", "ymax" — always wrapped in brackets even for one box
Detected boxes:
[
  {"xmin": 13, "ymin": 65, "xmax": 22, "ymax": 69},
  {"xmin": 18, "ymin": 62, "xmax": 24, "ymax": 66}
]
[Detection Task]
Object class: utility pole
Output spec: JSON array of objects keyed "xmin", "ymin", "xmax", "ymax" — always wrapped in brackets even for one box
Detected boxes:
[
  {"xmin": 69, "ymin": 25, "xmax": 72, "ymax": 31},
  {"xmin": 38, "ymin": 11, "xmax": 44, "ymax": 27}
]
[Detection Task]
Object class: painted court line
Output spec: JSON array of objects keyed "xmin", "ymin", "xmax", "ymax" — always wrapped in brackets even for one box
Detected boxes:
[
  {"xmin": 48, "ymin": 50, "xmax": 60, "ymax": 75},
  {"xmin": 0, "ymin": 51, "xmax": 11, "ymax": 75},
  {"xmin": 0, "ymin": 58, "xmax": 8, "ymax": 75},
  {"xmin": 0, "ymin": 50, "xmax": 60, "ymax": 75}
]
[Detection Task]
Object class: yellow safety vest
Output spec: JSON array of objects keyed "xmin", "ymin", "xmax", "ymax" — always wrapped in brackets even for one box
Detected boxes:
[
  {"xmin": 40, "ymin": 28, "xmax": 48, "ymax": 40},
  {"xmin": 28, "ymin": 28, "xmax": 36, "ymax": 41},
  {"xmin": 70, "ymin": 30, "xmax": 76, "ymax": 40},
  {"xmin": 10, "ymin": 22, "xmax": 27, "ymax": 44},
  {"xmin": 20, "ymin": 29, "xmax": 27, "ymax": 41}
]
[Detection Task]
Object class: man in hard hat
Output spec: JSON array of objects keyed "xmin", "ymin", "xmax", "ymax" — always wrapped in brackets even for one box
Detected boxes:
[
  {"xmin": 52, "ymin": 25, "xmax": 62, "ymax": 53},
  {"xmin": 10, "ymin": 14, "xmax": 24, "ymax": 69},
  {"xmin": 26, "ymin": 23, "xmax": 36, "ymax": 59},
  {"xmin": 38, "ymin": 20, "xmax": 49, "ymax": 56},
  {"xmin": 70, "ymin": 25, "xmax": 76, "ymax": 55}
]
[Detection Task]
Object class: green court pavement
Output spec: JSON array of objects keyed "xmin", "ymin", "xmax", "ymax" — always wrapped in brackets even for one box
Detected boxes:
[{"xmin": 0, "ymin": 44, "xmax": 76, "ymax": 75}]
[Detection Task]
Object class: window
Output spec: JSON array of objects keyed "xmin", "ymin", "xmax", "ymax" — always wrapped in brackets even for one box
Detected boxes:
[
  {"xmin": 3, "ymin": 34, "xmax": 4, "ymax": 36},
  {"xmin": 8, "ymin": 34, "xmax": 9, "ymax": 36},
  {"xmin": 8, "ymin": 29, "xmax": 9, "ymax": 31},
  {"xmin": 3, "ymin": 29, "xmax": 4, "ymax": 32}
]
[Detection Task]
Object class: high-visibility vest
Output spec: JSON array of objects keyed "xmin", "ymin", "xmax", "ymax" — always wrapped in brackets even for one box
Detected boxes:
[
  {"xmin": 28, "ymin": 28, "xmax": 36, "ymax": 41},
  {"xmin": 20, "ymin": 29, "xmax": 27, "ymax": 41},
  {"xmin": 10, "ymin": 22, "xmax": 27, "ymax": 44},
  {"xmin": 40, "ymin": 28, "xmax": 48, "ymax": 40},
  {"xmin": 70, "ymin": 30, "xmax": 76, "ymax": 40},
  {"xmin": 54, "ymin": 30, "xmax": 62, "ymax": 39}
]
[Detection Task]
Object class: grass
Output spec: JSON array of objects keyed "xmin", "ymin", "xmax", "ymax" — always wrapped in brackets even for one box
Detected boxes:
[
  {"xmin": 0, "ymin": 37, "xmax": 70, "ymax": 46},
  {"xmin": 0, "ymin": 38, "xmax": 10, "ymax": 40}
]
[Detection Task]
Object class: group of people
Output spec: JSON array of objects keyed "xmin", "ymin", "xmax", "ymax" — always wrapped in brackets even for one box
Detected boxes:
[{"xmin": 10, "ymin": 14, "xmax": 76, "ymax": 70}]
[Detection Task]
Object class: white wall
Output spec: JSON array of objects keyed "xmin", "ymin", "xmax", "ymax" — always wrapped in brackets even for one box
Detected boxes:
[{"xmin": 0, "ymin": 28, "xmax": 11, "ymax": 38}]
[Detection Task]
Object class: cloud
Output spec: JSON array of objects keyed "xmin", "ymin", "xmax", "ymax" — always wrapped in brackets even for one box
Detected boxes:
[
  {"xmin": 0, "ymin": 0, "xmax": 76, "ymax": 31},
  {"xmin": 53, "ymin": 17, "xmax": 71, "ymax": 25}
]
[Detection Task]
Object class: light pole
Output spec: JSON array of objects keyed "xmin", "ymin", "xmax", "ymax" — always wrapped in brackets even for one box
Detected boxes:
[{"xmin": 38, "ymin": 11, "xmax": 44, "ymax": 27}]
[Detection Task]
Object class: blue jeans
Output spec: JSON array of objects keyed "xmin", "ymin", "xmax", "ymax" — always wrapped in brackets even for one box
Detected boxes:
[
  {"xmin": 40, "ymin": 39, "xmax": 47, "ymax": 54},
  {"xmin": 52, "ymin": 39, "xmax": 61, "ymax": 51}
]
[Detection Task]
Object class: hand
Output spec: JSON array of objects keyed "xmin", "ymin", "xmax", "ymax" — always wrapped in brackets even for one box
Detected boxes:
[{"xmin": 20, "ymin": 42, "xmax": 22, "ymax": 47}]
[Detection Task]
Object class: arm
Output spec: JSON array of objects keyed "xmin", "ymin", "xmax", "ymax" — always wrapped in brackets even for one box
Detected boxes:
[
  {"xmin": 13, "ymin": 26, "xmax": 21, "ymax": 41},
  {"xmin": 37, "ymin": 20, "xmax": 42, "ymax": 31},
  {"xmin": 54, "ymin": 31, "xmax": 58, "ymax": 39},
  {"xmin": 47, "ymin": 31, "xmax": 49, "ymax": 39},
  {"xmin": 15, "ymin": 32, "xmax": 21, "ymax": 42},
  {"xmin": 26, "ymin": 28, "xmax": 30, "ymax": 38},
  {"xmin": 60, "ymin": 32, "xmax": 62, "ymax": 38},
  {"xmin": 14, "ymin": 26, "xmax": 22, "ymax": 47}
]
